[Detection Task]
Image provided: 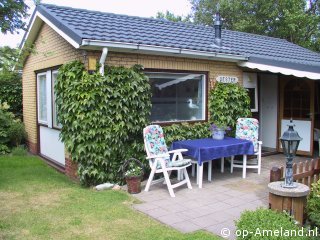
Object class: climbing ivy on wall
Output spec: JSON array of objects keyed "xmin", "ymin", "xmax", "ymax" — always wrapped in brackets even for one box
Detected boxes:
[
  {"xmin": 209, "ymin": 82, "xmax": 252, "ymax": 133},
  {"xmin": 55, "ymin": 61, "xmax": 151, "ymax": 186}
]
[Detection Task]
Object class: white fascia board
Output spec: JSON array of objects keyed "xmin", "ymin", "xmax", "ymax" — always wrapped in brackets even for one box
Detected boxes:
[
  {"xmin": 37, "ymin": 12, "xmax": 80, "ymax": 48},
  {"xmin": 180, "ymin": 49, "xmax": 247, "ymax": 61},
  {"xmin": 81, "ymin": 39, "xmax": 248, "ymax": 62},
  {"xmin": 238, "ymin": 61, "xmax": 320, "ymax": 80},
  {"xmin": 21, "ymin": 12, "xmax": 80, "ymax": 50}
]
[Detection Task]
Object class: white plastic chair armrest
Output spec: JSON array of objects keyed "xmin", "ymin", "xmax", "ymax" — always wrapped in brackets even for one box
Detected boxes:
[
  {"xmin": 167, "ymin": 149, "xmax": 188, "ymax": 154},
  {"xmin": 146, "ymin": 153, "xmax": 170, "ymax": 159}
]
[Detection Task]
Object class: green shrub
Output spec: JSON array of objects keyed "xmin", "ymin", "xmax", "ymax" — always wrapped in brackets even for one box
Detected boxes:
[
  {"xmin": 236, "ymin": 208, "xmax": 309, "ymax": 240},
  {"xmin": 0, "ymin": 145, "xmax": 10, "ymax": 155},
  {"xmin": 11, "ymin": 145, "xmax": 28, "ymax": 156},
  {"xmin": 7, "ymin": 120, "xmax": 27, "ymax": 147},
  {"xmin": 0, "ymin": 71, "xmax": 22, "ymax": 118},
  {"xmin": 209, "ymin": 82, "xmax": 251, "ymax": 135},
  {"xmin": 307, "ymin": 179, "xmax": 320, "ymax": 228},
  {"xmin": 0, "ymin": 102, "xmax": 27, "ymax": 155},
  {"xmin": 55, "ymin": 61, "xmax": 151, "ymax": 186}
]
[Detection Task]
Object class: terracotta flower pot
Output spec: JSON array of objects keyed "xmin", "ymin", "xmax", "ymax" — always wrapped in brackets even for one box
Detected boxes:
[{"xmin": 126, "ymin": 175, "xmax": 142, "ymax": 194}]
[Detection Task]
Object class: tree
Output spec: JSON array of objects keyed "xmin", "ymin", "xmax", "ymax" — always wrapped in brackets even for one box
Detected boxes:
[
  {"xmin": 155, "ymin": 10, "xmax": 191, "ymax": 22},
  {"xmin": 190, "ymin": 0, "xmax": 320, "ymax": 51},
  {"xmin": 0, "ymin": 0, "xmax": 29, "ymax": 34},
  {"xmin": 0, "ymin": 46, "xmax": 21, "ymax": 71}
]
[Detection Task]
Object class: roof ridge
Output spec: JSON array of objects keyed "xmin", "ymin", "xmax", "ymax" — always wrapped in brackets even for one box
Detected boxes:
[{"xmin": 39, "ymin": 3, "xmax": 208, "ymax": 30}]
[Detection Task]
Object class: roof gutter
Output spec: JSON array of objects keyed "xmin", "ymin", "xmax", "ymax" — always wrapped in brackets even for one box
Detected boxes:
[{"xmin": 81, "ymin": 39, "xmax": 248, "ymax": 62}]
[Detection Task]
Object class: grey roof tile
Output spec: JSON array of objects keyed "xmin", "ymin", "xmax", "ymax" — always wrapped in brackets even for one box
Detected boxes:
[{"xmin": 34, "ymin": 4, "xmax": 320, "ymax": 73}]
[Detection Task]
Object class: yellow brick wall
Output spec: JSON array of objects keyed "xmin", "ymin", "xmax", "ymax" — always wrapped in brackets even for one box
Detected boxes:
[
  {"xmin": 23, "ymin": 23, "xmax": 243, "ymax": 150},
  {"xmin": 22, "ymin": 23, "xmax": 83, "ymax": 150},
  {"xmin": 88, "ymin": 51, "xmax": 244, "ymax": 89}
]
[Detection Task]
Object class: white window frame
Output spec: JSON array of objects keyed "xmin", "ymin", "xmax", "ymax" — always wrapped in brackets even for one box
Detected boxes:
[
  {"xmin": 37, "ymin": 72, "xmax": 49, "ymax": 125},
  {"xmin": 146, "ymin": 71, "xmax": 207, "ymax": 123},
  {"xmin": 51, "ymin": 70, "xmax": 62, "ymax": 129},
  {"xmin": 37, "ymin": 70, "xmax": 53, "ymax": 127},
  {"xmin": 243, "ymin": 72, "xmax": 258, "ymax": 112}
]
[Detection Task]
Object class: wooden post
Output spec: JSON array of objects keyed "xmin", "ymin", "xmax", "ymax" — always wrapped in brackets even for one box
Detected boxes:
[{"xmin": 270, "ymin": 167, "xmax": 282, "ymax": 182}]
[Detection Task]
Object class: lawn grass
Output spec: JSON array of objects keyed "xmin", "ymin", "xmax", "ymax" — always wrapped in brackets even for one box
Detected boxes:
[{"xmin": 0, "ymin": 155, "xmax": 219, "ymax": 240}]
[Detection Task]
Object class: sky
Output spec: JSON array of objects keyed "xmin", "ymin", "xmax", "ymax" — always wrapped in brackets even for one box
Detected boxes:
[{"xmin": 0, "ymin": 0, "xmax": 192, "ymax": 48}]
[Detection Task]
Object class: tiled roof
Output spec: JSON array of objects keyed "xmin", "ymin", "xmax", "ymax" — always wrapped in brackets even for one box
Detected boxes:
[{"xmin": 33, "ymin": 4, "xmax": 320, "ymax": 73}]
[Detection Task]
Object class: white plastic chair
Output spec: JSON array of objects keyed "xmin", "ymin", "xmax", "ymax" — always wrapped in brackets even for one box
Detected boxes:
[
  {"xmin": 230, "ymin": 118, "xmax": 262, "ymax": 178},
  {"xmin": 143, "ymin": 125, "xmax": 192, "ymax": 197}
]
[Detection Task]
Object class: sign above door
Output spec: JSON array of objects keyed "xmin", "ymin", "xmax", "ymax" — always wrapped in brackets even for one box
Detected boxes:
[{"xmin": 216, "ymin": 76, "xmax": 239, "ymax": 84}]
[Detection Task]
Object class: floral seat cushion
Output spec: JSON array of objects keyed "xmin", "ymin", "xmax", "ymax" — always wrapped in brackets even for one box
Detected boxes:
[
  {"xmin": 144, "ymin": 125, "xmax": 190, "ymax": 169},
  {"xmin": 236, "ymin": 118, "xmax": 259, "ymax": 152},
  {"xmin": 144, "ymin": 125, "xmax": 170, "ymax": 168}
]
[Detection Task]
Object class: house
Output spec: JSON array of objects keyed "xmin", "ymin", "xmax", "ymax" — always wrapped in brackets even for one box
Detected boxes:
[{"xmin": 20, "ymin": 4, "xmax": 320, "ymax": 177}]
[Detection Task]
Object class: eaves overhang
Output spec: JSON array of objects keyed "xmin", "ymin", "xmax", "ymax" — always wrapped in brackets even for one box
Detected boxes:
[{"xmin": 80, "ymin": 39, "xmax": 248, "ymax": 62}]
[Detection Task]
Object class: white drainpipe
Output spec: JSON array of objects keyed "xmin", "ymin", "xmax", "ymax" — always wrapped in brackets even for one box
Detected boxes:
[{"xmin": 99, "ymin": 47, "xmax": 108, "ymax": 75}]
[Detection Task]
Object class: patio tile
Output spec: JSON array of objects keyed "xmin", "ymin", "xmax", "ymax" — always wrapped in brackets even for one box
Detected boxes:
[
  {"xmin": 179, "ymin": 208, "xmax": 213, "ymax": 219},
  {"xmin": 145, "ymin": 208, "xmax": 171, "ymax": 218},
  {"xmin": 206, "ymin": 220, "xmax": 237, "ymax": 240},
  {"xmin": 161, "ymin": 203, "xmax": 189, "ymax": 213},
  {"xmin": 133, "ymin": 203, "xmax": 158, "ymax": 212},
  {"xmin": 171, "ymin": 221, "xmax": 202, "ymax": 233},
  {"xmin": 157, "ymin": 213, "xmax": 188, "ymax": 225},
  {"xmin": 222, "ymin": 197, "xmax": 251, "ymax": 207},
  {"xmin": 190, "ymin": 214, "xmax": 220, "ymax": 228},
  {"xmin": 206, "ymin": 202, "xmax": 232, "ymax": 212},
  {"xmin": 152, "ymin": 199, "xmax": 175, "ymax": 207},
  {"xmin": 207, "ymin": 210, "xmax": 235, "ymax": 223}
]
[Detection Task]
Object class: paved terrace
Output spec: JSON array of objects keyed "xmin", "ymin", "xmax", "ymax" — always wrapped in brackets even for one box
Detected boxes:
[{"xmin": 132, "ymin": 154, "xmax": 313, "ymax": 239}]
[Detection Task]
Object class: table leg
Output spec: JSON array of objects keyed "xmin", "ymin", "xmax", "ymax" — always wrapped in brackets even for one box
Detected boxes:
[
  {"xmin": 243, "ymin": 155, "xmax": 247, "ymax": 178},
  {"xmin": 208, "ymin": 161, "xmax": 212, "ymax": 181},
  {"xmin": 196, "ymin": 163, "xmax": 199, "ymax": 184},
  {"xmin": 199, "ymin": 163, "xmax": 203, "ymax": 188},
  {"xmin": 221, "ymin": 157, "xmax": 224, "ymax": 173}
]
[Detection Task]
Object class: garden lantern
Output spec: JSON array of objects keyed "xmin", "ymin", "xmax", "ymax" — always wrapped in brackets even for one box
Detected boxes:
[{"xmin": 279, "ymin": 119, "xmax": 302, "ymax": 188}]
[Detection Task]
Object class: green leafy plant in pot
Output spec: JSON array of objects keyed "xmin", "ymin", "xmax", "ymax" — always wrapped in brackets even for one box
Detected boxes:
[
  {"xmin": 209, "ymin": 123, "xmax": 231, "ymax": 140},
  {"xmin": 122, "ymin": 158, "xmax": 144, "ymax": 194}
]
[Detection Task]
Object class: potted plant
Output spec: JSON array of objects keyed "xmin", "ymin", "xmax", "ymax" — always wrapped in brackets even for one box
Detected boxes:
[
  {"xmin": 122, "ymin": 158, "xmax": 144, "ymax": 194},
  {"xmin": 209, "ymin": 122, "xmax": 231, "ymax": 140}
]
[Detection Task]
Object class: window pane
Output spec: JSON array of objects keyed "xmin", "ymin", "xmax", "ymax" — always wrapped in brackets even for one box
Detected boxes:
[
  {"xmin": 247, "ymin": 88, "xmax": 256, "ymax": 110},
  {"xmin": 38, "ymin": 75, "xmax": 47, "ymax": 122},
  {"xmin": 52, "ymin": 72, "xmax": 61, "ymax": 128},
  {"xmin": 146, "ymin": 72, "xmax": 205, "ymax": 122}
]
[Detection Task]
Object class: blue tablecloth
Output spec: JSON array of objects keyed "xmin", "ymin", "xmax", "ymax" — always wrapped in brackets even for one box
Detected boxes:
[{"xmin": 171, "ymin": 137, "xmax": 254, "ymax": 165}]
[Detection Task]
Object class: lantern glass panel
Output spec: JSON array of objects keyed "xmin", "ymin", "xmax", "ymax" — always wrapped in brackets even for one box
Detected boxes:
[
  {"xmin": 290, "ymin": 140, "xmax": 299, "ymax": 156},
  {"xmin": 281, "ymin": 140, "xmax": 289, "ymax": 155}
]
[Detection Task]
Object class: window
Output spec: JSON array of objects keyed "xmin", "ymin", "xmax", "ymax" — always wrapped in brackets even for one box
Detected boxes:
[
  {"xmin": 52, "ymin": 70, "xmax": 61, "ymax": 128},
  {"xmin": 37, "ymin": 68, "xmax": 60, "ymax": 128},
  {"xmin": 145, "ymin": 72, "xmax": 206, "ymax": 122},
  {"xmin": 37, "ymin": 73, "xmax": 48, "ymax": 124},
  {"xmin": 283, "ymin": 79, "xmax": 311, "ymax": 119},
  {"xmin": 243, "ymin": 73, "xmax": 258, "ymax": 112}
]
